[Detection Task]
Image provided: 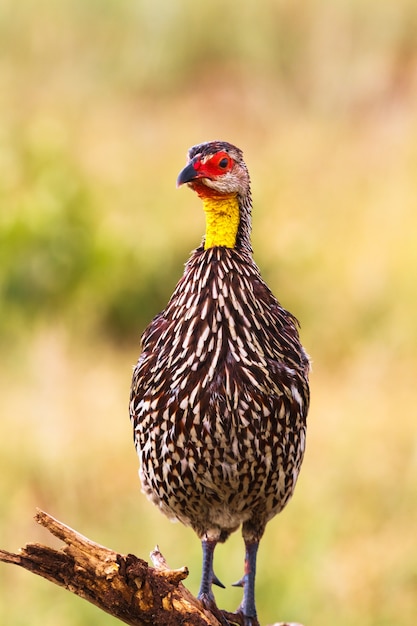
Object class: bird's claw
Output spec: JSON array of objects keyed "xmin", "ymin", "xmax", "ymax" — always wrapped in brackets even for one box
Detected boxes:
[{"xmin": 213, "ymin": 571, "xmax": 226, "ymax": 589}]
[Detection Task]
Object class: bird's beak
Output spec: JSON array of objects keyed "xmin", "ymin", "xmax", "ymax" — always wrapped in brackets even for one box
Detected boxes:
[{"xmin": 177, "ymin": 159, "xmax": 200, "ymax": 188}]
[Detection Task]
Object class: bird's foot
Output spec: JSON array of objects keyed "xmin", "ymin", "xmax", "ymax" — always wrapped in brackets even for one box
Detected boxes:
[
  {"xmin": 221, "ymin": 609, "xmax": 260, "ymax": 626},
  {"xmin": 198, "ymin": 591, "xmax": 231, "ymax": 626}
]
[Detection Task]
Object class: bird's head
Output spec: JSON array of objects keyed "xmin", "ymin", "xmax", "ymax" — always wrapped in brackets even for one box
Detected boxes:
[
  {"xmin": 177, "ymin": 141, "xmax": 250, "ymax": 200},
  {"xmin": 177, "ymin": 141, "xmax": 252, "ymax": 251}
]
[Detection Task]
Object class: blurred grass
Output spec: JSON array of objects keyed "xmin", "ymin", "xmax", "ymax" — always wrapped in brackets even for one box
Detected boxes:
[{"xmin": 1, "ymin": 0, "xmax": 417, "ymax": 625}]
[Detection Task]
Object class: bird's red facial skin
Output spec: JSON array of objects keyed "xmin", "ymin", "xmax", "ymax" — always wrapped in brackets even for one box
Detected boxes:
[
  {"xmin": 186, "ymin": 152, "xmax": 235, "ymax": 199},
  {"xmin": 195, "ymin": 152, "xmax": 234, "ymax": 179}
]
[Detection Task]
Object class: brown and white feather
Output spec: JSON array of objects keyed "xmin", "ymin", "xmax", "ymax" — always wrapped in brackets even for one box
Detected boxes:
[{"xmin": 130, "ymin": 240, "xmax": 310, "ymax": 543}]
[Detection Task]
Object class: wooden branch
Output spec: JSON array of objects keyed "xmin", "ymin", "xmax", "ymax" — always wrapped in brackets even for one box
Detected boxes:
[
  {"xmin": 0, "ymin": 509, "xmax": 303, "ymax": 626},
  {"xmin": 0, "ymin": 509, "xmax": 222, "ymax": 626}
]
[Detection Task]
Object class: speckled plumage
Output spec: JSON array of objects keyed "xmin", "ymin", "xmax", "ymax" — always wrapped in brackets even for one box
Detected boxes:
[{"xmin": 130, "ymin": 141, "xmax": 310, "ymax": 625}]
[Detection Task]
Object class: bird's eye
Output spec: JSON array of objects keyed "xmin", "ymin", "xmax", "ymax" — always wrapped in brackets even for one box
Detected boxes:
[{"xmin": 218, "ymin": 157, "xmax": 229, "ymax": 169}]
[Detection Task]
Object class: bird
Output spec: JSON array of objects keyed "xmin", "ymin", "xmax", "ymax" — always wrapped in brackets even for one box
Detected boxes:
[{"xmin": 130, "ymin": 140, "xmax": 310, "ymax": 626}]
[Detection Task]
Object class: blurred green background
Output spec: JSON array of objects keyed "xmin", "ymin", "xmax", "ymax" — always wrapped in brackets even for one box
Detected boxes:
[{"xmin": 1, "ymin": 1, "xmax": 417, "ymax": 624}]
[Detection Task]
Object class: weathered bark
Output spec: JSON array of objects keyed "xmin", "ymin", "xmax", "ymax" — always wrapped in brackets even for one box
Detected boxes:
[
  {"xmin": 0, "ymin": 510, "xmax": 302, "ymax": 626},
  {"xmin": 0, "ymin": 509, "xmax": 223, "ymax": 626}
]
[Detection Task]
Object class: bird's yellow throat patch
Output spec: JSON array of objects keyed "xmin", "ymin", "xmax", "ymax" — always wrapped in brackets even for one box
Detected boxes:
[{"xmin": 202, "ymin": 194, "xmax": 240, "ymax": 249}]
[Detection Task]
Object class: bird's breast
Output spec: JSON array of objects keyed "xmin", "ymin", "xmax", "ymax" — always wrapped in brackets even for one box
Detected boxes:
[{"xmin": 133, "ymin": 247, "xmax": 308, "ymax": 460}]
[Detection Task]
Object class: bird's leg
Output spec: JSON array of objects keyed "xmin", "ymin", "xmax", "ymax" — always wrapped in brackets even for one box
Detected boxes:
[
  {"xmin": 198, "ymin": 538, "xmax": 230, "ymax": 625},
  {"xmin": 198, "ymin": 538, "xmax": 216, "ymax": 602},
  {"xmin": 198, "ymin": 538, "xmax": 223, "ymax": 601},
  {"xmin": 232, "ymin": 539, "xmax": 260, "ymax": 626}
]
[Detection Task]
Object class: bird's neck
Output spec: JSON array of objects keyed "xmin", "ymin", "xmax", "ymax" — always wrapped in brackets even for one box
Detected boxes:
[{"xmin": 202, "ymin": 194, "xmax": 240, "ymax": 249}]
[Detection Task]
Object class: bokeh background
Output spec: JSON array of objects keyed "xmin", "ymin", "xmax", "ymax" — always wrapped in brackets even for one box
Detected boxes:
[{"xmin": 1, "ymin": 1, "xmax": 417, "ymax": 625}]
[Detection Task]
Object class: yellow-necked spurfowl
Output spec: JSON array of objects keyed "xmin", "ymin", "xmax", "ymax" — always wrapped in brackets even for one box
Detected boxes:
[{"xmin": 130, "ymin": 141, "xmax": 310, "ymax": 626}]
